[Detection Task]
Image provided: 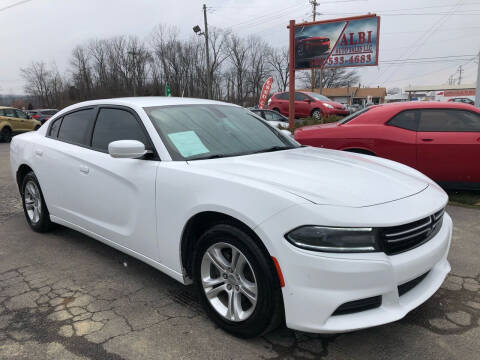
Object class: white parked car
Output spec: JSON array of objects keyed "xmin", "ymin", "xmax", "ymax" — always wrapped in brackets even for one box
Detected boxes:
[{"xmin": 10, "ymin": 97, "xmax": 452, "ymax": 337}]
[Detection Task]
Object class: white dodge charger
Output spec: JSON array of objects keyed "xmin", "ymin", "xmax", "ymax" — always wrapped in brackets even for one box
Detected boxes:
[{"xmin": 10, "ymin": 97, "xmax": 451, "ymax": 338}]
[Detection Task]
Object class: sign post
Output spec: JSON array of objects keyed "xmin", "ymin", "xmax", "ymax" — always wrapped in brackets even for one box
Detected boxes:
[{"xmin": 289, "ymin": 19, "xmax": 296, "ymax": 130}]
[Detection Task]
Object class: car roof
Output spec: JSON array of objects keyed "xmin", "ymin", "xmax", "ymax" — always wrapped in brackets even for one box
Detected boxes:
[
  {"xmin": 370, "ymin": 101, "xmax": 478, "ymax": 111},
  {"xmin": 0, "ymin": 106, "xmax": 14, "ymax": 110},
  {"xmin": 32, "ymin": 108, "xmax": 58, "ymax": 111},
  {"xmin": 63, "ymin": 97, "xmax": 234, "ymax": 111}
]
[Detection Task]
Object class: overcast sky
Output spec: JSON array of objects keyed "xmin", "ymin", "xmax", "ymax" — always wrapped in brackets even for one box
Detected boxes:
[{"xmin": 1, "ymin": 0, "xmax": 479, "ymax": 94}]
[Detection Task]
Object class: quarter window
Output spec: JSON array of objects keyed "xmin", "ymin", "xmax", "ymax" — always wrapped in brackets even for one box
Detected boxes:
[
  {"xmin": 57, "ymin": 108, "xmax": 95, "ymax": 145},
  {"xmin": 418, "ymin": 109, "xmax": 480, "ymax": 132},
  {"xmin": 388, "ymin": 110, "xmax": 418, "ymax": 131},
  {"xmin": 91, "ymin": 108, "xmax": 148, "ymax": 152},
  {"xmin": 48, "ymin": 117, "xmax": 62, "ymax": 138}
]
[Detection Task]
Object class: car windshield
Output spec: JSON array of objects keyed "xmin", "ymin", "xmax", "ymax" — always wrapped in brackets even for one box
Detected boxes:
[
  {"xmin": 338, "ymin": 107, "xmax": 370, "ymax": 124},
  {"xmin": 305, "ymin": 92, "xmax": 331, "ymax": 101},
  {"xmin": 144, "ymin": 104, "xmax": 299, "ymax": 160}
]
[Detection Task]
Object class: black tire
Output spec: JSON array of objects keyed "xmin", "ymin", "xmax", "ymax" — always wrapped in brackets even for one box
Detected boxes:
[
  {"xmin": 1, "ymin": 127, "xmax": 12, "ymax": 143},
  {"xmin": 272, "ymin": 108, "xmax": 281, "ymax": 113},
  {"xmin": 34, "ymin": 125, "xmax": 41, "ymax": 131},
  {"xmin": 311, "ymin": 109, "xmax": 323, "ymax": 121},
  {"xmin": 21, "ymin": 171, "xmax": 53, "ymax": 233},
  {"xmin": 193, "ymin": 223, "xmax": 283, "ymax": 338}
]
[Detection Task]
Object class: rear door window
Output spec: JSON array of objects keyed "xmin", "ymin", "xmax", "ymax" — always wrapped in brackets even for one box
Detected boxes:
[
  {"xmin": 57, "ymin": 108, "xmax": 95, "ymax": 145},
  {"xmin": 276, "ymin": 93, "xmax": 288, "ymax": 100},
  {"xmin": 388, "ymin": 110, "xmax": 418, "ymax": 131},
  {"xmin": 91, "ymin": 108, "xmax": 148, "ymax": 152},
  {"xmin": 418, "ymin": 109, "xmax": 480, "ymax": 132}
]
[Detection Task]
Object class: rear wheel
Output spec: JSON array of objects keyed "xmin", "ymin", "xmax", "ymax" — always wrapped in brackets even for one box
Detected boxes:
[
  {"xmin": 1, "ymin": 127, "xmax": 12, "ymax": 143},
  {"xmin": 193, "ymin": 223, "xmax": 283, "ymax": 338},
  {"xmin": 21, "ymin": 171, "xmax": 53, "ymax": 232}
]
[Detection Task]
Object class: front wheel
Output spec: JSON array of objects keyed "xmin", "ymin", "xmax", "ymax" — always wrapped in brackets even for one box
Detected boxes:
[
  {"xmin": 21, "ymin": 171, "xmax": 53, "ymax": 232},
  {"xmin": 311, "ymin": 109, "xmax": 323, "ymax": 121},
  {"xmin": 193, "ymin": 223, "xmax": 283, "ymax": 338}
]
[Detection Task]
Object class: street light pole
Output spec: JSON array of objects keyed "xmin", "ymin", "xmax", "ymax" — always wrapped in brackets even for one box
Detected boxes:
[
  {"xmin": 128, "ymin": 50, "xmax": 137, "ymax": 97},
  {"xmin": 475, "ymin": 51, "xmax": 480, "ymax": 108},
  {"xmin": 203, "ymin": 4, "xmax": 212, "ymax": 99}
]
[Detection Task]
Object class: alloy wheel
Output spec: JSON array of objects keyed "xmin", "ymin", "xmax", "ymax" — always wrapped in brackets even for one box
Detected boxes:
[
  {"xmin": 200, "ymin": 242, "xmax": 258, "ymax": 322},
  {"xmin": 24, "ymin": 180, "xmax": 42, "ymax": 224}
]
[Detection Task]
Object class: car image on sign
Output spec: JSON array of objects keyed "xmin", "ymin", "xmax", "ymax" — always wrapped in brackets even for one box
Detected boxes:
[{"xmin": 10, "ymin": 97, "xmax": 451, "ymax": 338}]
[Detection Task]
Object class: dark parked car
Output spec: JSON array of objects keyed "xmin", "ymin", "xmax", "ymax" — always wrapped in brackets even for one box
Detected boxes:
[
  {"xmin": 27, "ymin": 109, "xmax": 59, "ymax": 124},
  {"xmin": 448, "ymin": 98, "xmax": 474, "ymax": 105}
]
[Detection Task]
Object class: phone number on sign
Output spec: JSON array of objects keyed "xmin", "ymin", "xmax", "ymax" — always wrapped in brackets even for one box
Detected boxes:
[{"xmin": 327, "ymin": 54, "xmax": 372, "ymax": 65}]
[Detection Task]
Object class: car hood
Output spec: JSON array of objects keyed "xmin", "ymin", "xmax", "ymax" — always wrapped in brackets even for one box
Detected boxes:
[{"xmin": 188, "ymin": 147, "xmax": 429, "ymax": 208}]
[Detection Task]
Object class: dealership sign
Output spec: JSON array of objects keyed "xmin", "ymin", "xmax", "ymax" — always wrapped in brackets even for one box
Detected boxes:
[{"xmin": 294, "ymin": 14, "xmax": 380, "ymax": 70}]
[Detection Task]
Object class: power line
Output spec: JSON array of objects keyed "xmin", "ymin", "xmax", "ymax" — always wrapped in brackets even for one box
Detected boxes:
[
  {"xmin": 0, "ymin": 0, "xmax": 33, "ymax": 13},
  {"xmin": 377, "ymin": 0, "xmax": 464, "ymax": 85}
]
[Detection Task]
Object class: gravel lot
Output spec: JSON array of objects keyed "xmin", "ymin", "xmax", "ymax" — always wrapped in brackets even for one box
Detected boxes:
[{"xmin": 0, "ymin": 142, "xmax": 479, "ymax": 360}]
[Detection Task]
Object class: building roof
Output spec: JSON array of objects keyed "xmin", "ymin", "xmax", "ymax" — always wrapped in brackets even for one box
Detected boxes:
[
  {"xmin": 355, "ymin": 87, "xmax": 386, "ymax": 98},
  {"xmin": 405, "ymin": 83, "xmax": 476, "ymax": 92}
]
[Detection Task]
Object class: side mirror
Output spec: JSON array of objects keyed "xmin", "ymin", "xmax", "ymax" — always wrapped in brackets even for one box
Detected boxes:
[
  {"xmin": 108, "ymin": 140, "xmax": 148, "ymax": 159},
  {"xmin": 279, "ymin": 129, "xmax": 293, "ymax": 138}
]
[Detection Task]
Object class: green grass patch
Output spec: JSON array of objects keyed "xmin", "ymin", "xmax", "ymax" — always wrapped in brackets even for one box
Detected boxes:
[{"xmin": 278, "ymin": 115, "xmax": 343, "ymax": 131}]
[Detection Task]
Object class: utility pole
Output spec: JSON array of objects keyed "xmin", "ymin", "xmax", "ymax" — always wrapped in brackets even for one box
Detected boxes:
[
  {"xmin": 203, "ymin": 4, "xmax": 212, "ymax": 99},
  {"xmin": 310, "ymin": 0, "xmax": 318, "ymax": 92},
  {"xmin": 457, "ymin": 65, "xmax": 463, "ymax": 85},
  {"xmin": 475, "ymin": 52, "xmax": 480, "ymax": 108},
  {"xmin": 128, "ymin": 50, "xmax": 138, "ymax": 97}
]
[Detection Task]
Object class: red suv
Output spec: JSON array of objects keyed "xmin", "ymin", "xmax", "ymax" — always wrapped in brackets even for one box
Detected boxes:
[{"xmin": 268, "ymin": 91, "xmax": 349, "ymax": 119}]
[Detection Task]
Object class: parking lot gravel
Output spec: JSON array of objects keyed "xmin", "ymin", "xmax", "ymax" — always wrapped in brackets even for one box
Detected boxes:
[{"xmin": 1, "ymin": 142, "xmax": 479, "ymax": 360}]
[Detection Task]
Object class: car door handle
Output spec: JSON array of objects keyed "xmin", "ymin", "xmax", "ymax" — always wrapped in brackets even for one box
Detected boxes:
[
  {"xmin": 35, "ymin": 149, "xmax": 43, "ymax": 156},
  {"xmin": 421, "ymin": 138, "xmax": 433, "ymax": 142},
  {"xmin": 79, "ymin": 165, "xmax": 90, "ymax": 174}
]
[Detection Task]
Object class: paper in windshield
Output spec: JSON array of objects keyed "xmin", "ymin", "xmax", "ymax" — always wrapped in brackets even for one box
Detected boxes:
[{"xmin": 167, "ymin": 131, "xmax": 209, "ymax": 157}]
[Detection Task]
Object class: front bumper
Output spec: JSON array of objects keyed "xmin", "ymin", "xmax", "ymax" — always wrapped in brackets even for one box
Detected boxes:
[{"xmin": 255, "ymin": 186, "xmax": 451, "ymax": 333}]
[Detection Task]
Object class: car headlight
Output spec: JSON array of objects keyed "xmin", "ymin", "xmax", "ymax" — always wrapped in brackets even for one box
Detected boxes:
[
  {"xmin": 322, "ymin": 103, "xmax": 334, "ymax": 109},
  {"xmin": 285, "ymin": 226, "xmax": 378, "ymax": 253}
]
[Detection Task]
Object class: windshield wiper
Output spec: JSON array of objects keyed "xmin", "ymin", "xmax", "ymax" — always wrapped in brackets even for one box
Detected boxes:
[
  {"xmin": 251, "ymin": 145, "xmax": 294, "ymax": 154},
  {"xmin": 189, "ymin": 154, "xmax": 229, "ymax": 161}
]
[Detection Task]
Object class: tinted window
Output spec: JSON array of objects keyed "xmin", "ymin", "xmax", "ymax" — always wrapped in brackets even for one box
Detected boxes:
[
  {"xmin": 264, "ymin": 111, "xmax": 287, "ymax": 122},
  {"xmin": 92, "ymin": 108, "xmax": 148, "ymax": 152},
  {"xmin": 0, "ymin": 110, "xmax": 4, "ymax": 116},
  {"xmin": 418, "ymin": 109, "xmax": 480, "ymax": 132},
  {"xmin": 276, "ymin": 93, "xmax": 288, "ymax": 100},
  {"xmin": 389, "ymin": 110, "xmax": 418, "ymax": 131},
  {"xmin": 16, "ymin": 110, "xmax": 28, "ymax": 119},
  {"xmin": 58, "ymin": 109, "xmax": 95, "ymax": 145},
  {"xmin": 4, "ymin": 109, "xmax": 15, "ymax": 117},
  {"xmin": 48, "ymin": 117, "xmax": 62, "ymax": 137},
  {"xmin": 42, "ymin": 110, "xmax": 58, "ymax": 115},
  {"xmin": 251, "ymin": 110, "xmax": 265, "ymax": 119},
  {"xmin": 295, "ymin": 92, "xmax": 308, "ymax": 101}
]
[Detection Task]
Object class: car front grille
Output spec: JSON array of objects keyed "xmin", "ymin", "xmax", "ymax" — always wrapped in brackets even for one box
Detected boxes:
[{"xmin": 380, "ymin": 208, "xmax": 445, "ymax": 255}]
